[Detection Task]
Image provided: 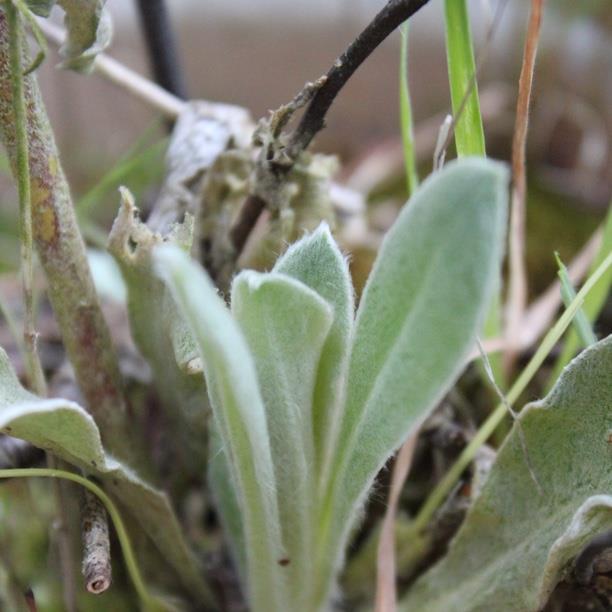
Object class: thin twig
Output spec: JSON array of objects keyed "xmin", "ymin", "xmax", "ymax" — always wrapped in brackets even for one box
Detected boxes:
[
  {"xmin": 230, "ymin": 0, "xmax": 432, "ymax": 266},
  {"xmin": 375, "ymin": 433, "xmax": 418, "ymax": 612},
  {"xmin": 81, "ymin": 489, "xmax": 112, "ymax": 594},
  {"xmin": 505, "ymin": 0, "xmax": 545, "ymax": 370},
  {"xmin": 288, "ymin": 0, "xmax": 432, "ymax": 156}
]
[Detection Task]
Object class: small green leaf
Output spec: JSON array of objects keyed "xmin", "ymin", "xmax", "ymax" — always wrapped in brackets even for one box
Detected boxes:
[
  {"xmin": 549, "ymin": 203, "xmax": 612, "ymax": 387},
  {"xmin": 57, "ymin": 0, "xmax": 112, "ymax": 73},
  {"xmin": 316, "ymin": 158, "xmax": 509, "ymax": 606},
  {"xmin": 231, "ymin": 270, "xmax": 333, "ymax": 607},
  {"xmin": 401, "ymin": 335, "xmax": 612, "ymax": 611},
  {"xmin": 272, "ymin": 223, "xmax": 354, "ymax": 483},
  {"xmin": 0, "ymin": 347, "xmax": 212, "ymax": 604},
  {"xmin": 153, "ymin": 245, "xmax": 289, "ymax": 612}
]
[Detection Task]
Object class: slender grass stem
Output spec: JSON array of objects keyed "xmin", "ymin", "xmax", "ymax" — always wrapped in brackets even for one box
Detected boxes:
[
  {"xmin": 6, "ymin": 1, "xmax": 46, "ymax": 396},
  {"xmin": 411, "ymin": 251, "xmax": 612, "ymax": 534},
  {"xmin": 0, "ymin": 468, "xmax": 166, "ymax": 612}
]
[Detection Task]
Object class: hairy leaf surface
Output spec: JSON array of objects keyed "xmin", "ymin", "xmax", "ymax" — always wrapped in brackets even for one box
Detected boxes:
[
  {"xmin": 232, "ymin": 270, "xmax": 333, "ymax": 607},
  {"xmin": 273, "ymin": 223, "xmax": 354, "ymax": 482},
  {"xmin": 154, "ymin": 245, "xmax": 289, "ymax": 612},
  {"xmin": 109, "ymin": 196, "xmax": 208, "ymax": 481},
  {"xmin": 401, "ymin": 335, "xmax": 612, "ymax": 611},
  {"xmin": 317, "ymin": 158, "xmax": 509, "ymax": 605}
]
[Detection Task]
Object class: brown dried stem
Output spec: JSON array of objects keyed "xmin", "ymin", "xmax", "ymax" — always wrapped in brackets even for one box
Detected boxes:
[
  {"xmin": 0, "ymin": 10, "xmax": 141, "ymax": 467},
  {"xmin": 375, "ymin": 433, "xmax": 418, "ymax": 612},
  {"xmin": 505, "ymin": 0, "xmax": 545, "ymax": 370},
  {"xmin": 230, "ymin": 0, "xmax": 432, "ymax": 266}
]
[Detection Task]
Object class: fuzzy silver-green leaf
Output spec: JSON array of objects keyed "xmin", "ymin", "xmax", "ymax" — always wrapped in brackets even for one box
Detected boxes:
[
  {"xmin": 232, "ymin": 269, "xmax": 333, "ymax": 608},
  {"xmin": 273, "ymin": 223, "xmax": 354, "ymax": 483},
  {"xmin": 316, "ymin": 157, "xmax": 509, "ymax": 606},
  {"xmin": 401, "ymin": 335, "xmax": 612, "ymax": 611},
  {"xmin": 153, "ymin": 245, "xmax": 289, "ymax": 612}
]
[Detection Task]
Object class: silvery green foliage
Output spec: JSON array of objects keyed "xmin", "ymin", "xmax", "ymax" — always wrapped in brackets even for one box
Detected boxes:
[
  {"xmin": 0, "ymin": 348, "xmax": 212, "ymax": 604},
  {"xmin": 154, "ymin": 157, "xmax": 509, "ymax": 610},
  {"xmin": 154, "ymin": 245, "xmax": 290, "ymax": 612},
  {"xmin": 400, "ymin": 335, "xmax": 612, "ymax": 612},
  {"xmin": 57, "ymin": 0, "xmax": 111, "ymax": 72},
  {"xmin": 25, "ymin": 0, "xmax": 111, "ymax": 72}
]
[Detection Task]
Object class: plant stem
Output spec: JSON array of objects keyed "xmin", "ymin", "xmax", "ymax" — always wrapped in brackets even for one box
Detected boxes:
[
  {"xmin": 505, "ymin": 0, "xmax": 544, "ymax": 371},
  {"xmin": 81, "ymin": 489, "xmax": 112, "ymax": 594},
  {"xmin": 36, "ymin": 18, "xmax": 186, "ymax": 118},
  {"xmin": 231, "ymin": 0, "xmax": 432, "ymax": 267},
  {"xmin": 399, "ymin": 24, "xmax": 419, "ymax": 196},
  {"xmin": 411, "ymin": 251, "xmax": 612, "ymax": 534},
  {"xmin": 6, "ymin": 1, "xmax": 46, "ymax": 396},
  {"xmin": 6, "ymin": 14, "xmax": 77, "ymax": 606},
  {"xmin": 0, "ymin": 10, "xmax": 142, "ymax": 467},
  {"xmin": 443, "ymin": 0, "xmax": 485, "ymax": 157},
  {"xmin": 0, "ymin": 468, "xmax": 166, "ymax": 611},
  {"xmin": 289, "ymin": 0, "xmax": 432, "ymax": 156}
]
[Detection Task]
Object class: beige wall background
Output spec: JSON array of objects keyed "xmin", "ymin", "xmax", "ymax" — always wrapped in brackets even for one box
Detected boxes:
[{"xmin": 16, "ymin": 1, "xmax": 612, "ymax": 204}]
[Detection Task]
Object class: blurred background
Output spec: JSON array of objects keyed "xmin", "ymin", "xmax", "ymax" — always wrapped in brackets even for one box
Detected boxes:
[{"xmin": 0, "ymin": 0, "xmax": 611, "ymax": 288}]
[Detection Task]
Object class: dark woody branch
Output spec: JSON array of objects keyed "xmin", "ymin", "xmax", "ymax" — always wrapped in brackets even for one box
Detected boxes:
[
  {"xmin": 288, "ymin": 0, "xmax": 432, "ymax": 156},
  {"xmin": 229, "ymin": 0, "xmax": 432, "ymax": 262}
]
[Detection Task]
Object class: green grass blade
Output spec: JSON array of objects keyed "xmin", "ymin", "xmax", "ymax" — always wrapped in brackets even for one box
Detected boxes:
[
  {"xmin": 77, "ymin": 124, "xmax": 166, "ymax": 217},
  {"xmin": 443, "ymin": 0, "xmax": 485, "ymax": 157},
  {"xmin": 555, "ymin": 252, "xmax": 597, "ymax": 347},
  {"xmin": 548, "ymin": 204, "xmax": 612, "ymax": 387}
]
